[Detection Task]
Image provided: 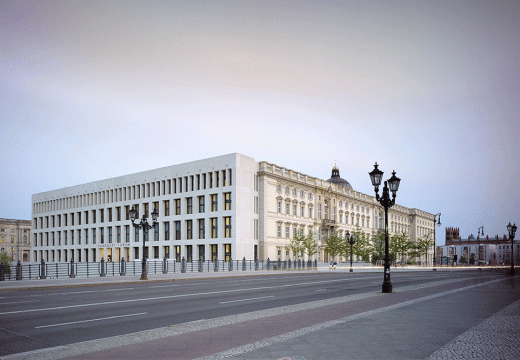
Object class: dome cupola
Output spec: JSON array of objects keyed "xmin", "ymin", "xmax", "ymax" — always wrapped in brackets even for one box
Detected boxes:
[{"xmin": 327, "ymin": 163, "xmax": 353, "ymax": 190}]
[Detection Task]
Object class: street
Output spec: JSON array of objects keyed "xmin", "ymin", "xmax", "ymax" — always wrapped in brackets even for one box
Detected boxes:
[{"xmin": 1, "ymin": 269, "xmax": 519, "ymax": 359}]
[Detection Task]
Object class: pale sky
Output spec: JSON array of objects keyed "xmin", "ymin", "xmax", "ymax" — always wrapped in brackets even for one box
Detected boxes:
[{"xmin": 1, "ymin": 1, "xmax": 519, "ymax": 245}]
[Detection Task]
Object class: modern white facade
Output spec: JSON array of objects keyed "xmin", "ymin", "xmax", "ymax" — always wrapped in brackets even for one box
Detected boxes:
[{"xmin": 31, "ymin": 153, "xmax": 435, "ymax": 263}]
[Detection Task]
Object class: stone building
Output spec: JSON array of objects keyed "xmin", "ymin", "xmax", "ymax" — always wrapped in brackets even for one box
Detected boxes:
[
  {"xmin": 31, "ymin": 153, "xmax": 434, "ymax": 263},
  {"xmin": 0, "ymin": 218, "xmax": 32, "ymax": 262}
]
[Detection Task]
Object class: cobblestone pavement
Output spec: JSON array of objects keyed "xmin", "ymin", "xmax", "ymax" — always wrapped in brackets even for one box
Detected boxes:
[{"xmin": 427, "ymin": 299, "xmax": 520, "ymax": 360}]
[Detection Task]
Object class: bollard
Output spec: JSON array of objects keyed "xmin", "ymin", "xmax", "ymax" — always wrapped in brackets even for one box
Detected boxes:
[
  {"xmin": 0, "ymin": 263, "xmax": 4, "ymax": 281},
  {"xmin": 16, "ymin": 260, "xmax": 22, "ymax": 280},
  {"xmin": 100, "ymin": 257, "xmax": 106, "ymax": 277},
  {"xmin": 181, "ymin": 257, "xmax": 186, "ymax": 273},
  {"xmin": 198, "ymin": 259, "xmax": 203, "ymax": 272},
  {"xmin": 40, "ymin": 259, "xmax": 46, "ymax": 279},
  {"xmin": 163, "ymin": 257, "xmax": 168, "ymax": 274},
  {"xmin": 228, "ymin": 258, "xmax": 233, "ymax": 271},
  {"xmin": 120, "ymin": 257, "xmax": 126, "ymax": 276},
  {"xmin": 69, "ymin": 258, "xmax": 76, "ymax": 278},
  {"xmin": 242, "ymin": 257, "xmax": 246, "ymax": 271}
]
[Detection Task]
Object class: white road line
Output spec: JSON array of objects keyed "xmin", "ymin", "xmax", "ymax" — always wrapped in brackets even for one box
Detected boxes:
[
  {"xmin": 151, "ymin": 284, "xmax": 180, "ymax": 288},
  {"xmin": 104, "ymin": 288, "xmax": 134, "ymax": 291},
  {"xmin": 315, "ymin": 289, "xmax": 328, "ymax": 292},
  {"xmin": 0, "ymin": 277, "xmax": 365, "ymax": 316},
  {"xmin": 0, "ymin": 300, "xmax": 40, "ymax": 306},
  {"xmin": 220, "ymin": 296, "xmax": 275, "ymax": 304},
  {"xmin": 35, "ymin": 312, "xmax": 147, "ymax": 329}
]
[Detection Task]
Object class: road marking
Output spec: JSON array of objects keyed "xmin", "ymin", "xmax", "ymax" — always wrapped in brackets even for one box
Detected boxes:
[
  {"xmin": 315, "ymin": 289, "xmax": 328, "ymax": 292},
  {"xmin": 105, "ymin": 288, "xmax": 134, "ymax": 291},
  {"xmin": 220, "ymin": 296, "xmax": 275, "ymax": 304},
  {"xmin": 0, "ymin": 300, "xmax": 40, "ymax": 306},
  {"xmin": 151, "ymin": 284, "xmax": 179, "ymax": 288},
  {"xmin": 0, "ymin": 277, "xmax": 370, "ymax": 316},
  {"xmin": 35, "ymin": 312, "xmax": 148, "ymax": 329}
]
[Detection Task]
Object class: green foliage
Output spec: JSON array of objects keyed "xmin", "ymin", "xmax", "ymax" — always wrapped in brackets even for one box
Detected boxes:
[
  {"xmin": 288, "ymin": 229, "xmax": 306, "ymax": 259},
  {"xmin": 302, "ymin": 231, "xmax": 317, "ymax": 257},
  {"xmin": 371, "ymin": 229, "xmax": 386, "ymax": 264},
  {"xmin": 324, "ymin": 231, "xmax": 343, "ymax": 260},
  {"xmin": 469, "ymin": 253, "xmax": 475, "ymax": 265},
  {"xmin": 0, "ymin": 252, "xmax": 11, "ymax": 273},
  {"xmin": 413, "ymin": 231, "xmax": 435, "ymax": 261},
  {"xmin": 459, "ymin": 255, "xmax": 467, "ymax": 264},
  {"xmin": 389, "ymin": 231, "xmax": 412, "ymax": 263},
  {"xmin": 351, "ymin": 227, "xmax": 372, "ymax": 262}
]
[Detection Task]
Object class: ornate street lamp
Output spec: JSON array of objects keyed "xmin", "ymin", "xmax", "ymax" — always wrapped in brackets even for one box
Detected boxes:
[
  {"xmin": 369, "ymin": 163, "xmax": 400, "ymax": 293},
  {"xmin": 345, "ymin": 231, "xmax": 356, "ymax": 273},
  {"xmin": 507, "ymin": 222, "xmax": 517, "ymax": 275},
  {"xmin": 433, "ymin": 213, "xmax": 441, "ymax": 270},
  {"xmin": 129, "ymin": 206, "xmax": 158, "ymax": 280}
]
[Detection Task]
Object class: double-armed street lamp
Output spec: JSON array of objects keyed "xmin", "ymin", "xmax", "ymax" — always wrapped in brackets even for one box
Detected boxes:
[
  {"xmin": 507, "ymin": 222, "xmax": 517, "ymax": 275},
  {"xmin": 345, "ymin": 231, "xmax": 356, "ymax": 273},
  {"xmin": 129, "ymin": 206, "xmax": 158, "ymax": 280},
  {"xmin": 369, "ymin": 163, "xmax": 401, "ymax": 293},
  {"xmin": 433, "ymin": 213, "xmax": 441, "ymax": 269}
]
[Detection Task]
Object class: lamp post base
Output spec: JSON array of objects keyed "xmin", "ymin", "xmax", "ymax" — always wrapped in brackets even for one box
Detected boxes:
[
  {"xmin": 382, "ymin": 283, "xmax": 392, "ymax": 293},
  {"xmin": 510, "ymin": 265, "xmax": 515, "ymax": 276},
  {"xmin": 140, "ymin": 272, "xmax": 148, "ymax": 280},
  {"xmin": 349, "ymin": 268, "xmax": 353, "ymax": 273}
]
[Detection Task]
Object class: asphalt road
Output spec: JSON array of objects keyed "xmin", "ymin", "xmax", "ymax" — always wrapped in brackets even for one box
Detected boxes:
[{"xmin": 0, "ymin": 270, "xmax": 511, "ymax": 357}]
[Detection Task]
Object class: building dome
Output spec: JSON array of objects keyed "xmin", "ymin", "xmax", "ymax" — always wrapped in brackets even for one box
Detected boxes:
[{"xmin": 327, "ymin": 164, "xmax": 353, "ymax": 190}]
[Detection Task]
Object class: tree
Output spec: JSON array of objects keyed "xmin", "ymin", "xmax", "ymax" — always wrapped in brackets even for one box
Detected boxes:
[
  {"xmin": 0, "ymin": 252, "xmax": 11, "ymax": 274},
  {"xmin": 324, "ymin": 231, "xmax": 343, "ymax": 262},
  {"xmin": 412, "ymin": 232, "xmax": 434, "ymax": 264},
  {"xmin": 301, "ymin": 231, "xmax": 317, "ymax": 259},
  {"xmin": 389, "ymin": 231, "xmax": 412, "ymax": 264},
  {"xmin": 371, "ymin": 229, "xmax": 386, "ymax": 264},
  {"xmin": 351, "ymin": 227, "xmax": 372, "ymax": 262},
  {"xmin": 288, "ymin": 229, "xmax": 306, "ymax": 259},
  {"xmin": 469, "ymin": 253, "xmax": 475, "ymax": 265}
]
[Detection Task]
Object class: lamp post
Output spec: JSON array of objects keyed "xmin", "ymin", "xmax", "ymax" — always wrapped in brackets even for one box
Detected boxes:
[
  {"xmin": 507, "ymin": 222, "xmax": 517, "ymax": 275},
  {"xmin": 432, "ymin": 213, "xmax": 441, "ymax": 270},
  {"xmin": 369, "ymin": 163, "xmax": 401, "ymax": 293},
  {"xmin": 129, "ymin": 206, "xmax": 158, "ymax": 280},
  {"xmin": 346, "ymin": 231, "xmax": 356, "ymax": 272}
]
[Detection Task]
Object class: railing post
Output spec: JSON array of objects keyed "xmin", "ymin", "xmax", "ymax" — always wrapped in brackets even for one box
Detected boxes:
[
  {"xmin": 120, "ymin": 257, "xmax": 126, "ymax": 276},
  {"xmin": 198, "ymin": 259, "xmax": 203, "ymax": 272},
  {"xmin": 40, "ymin": 259, "xmax": 46, "ymax": 279},
  {"xmin": 163, "ymin": 257, "xmax": 168, "ymax": 274},
  {"xmin": 69, "ymin": 258, "xmax": 76, "ymax": 278},
  {"xmin": 228, "ymin": 258, "xmax": 233, "ymax": 271},
  {"xmin": 242, "ymin": 257, "xmax": 246, "ymax": 271},
  {"xmin": 16, "ymin": 261, "xmax": 22, "ymax": 280},
  {"xmin": 214, "ymin": 259, "xmax": 219, "ymax": 272},
  {"xmin": 181, "ymin": 257, "xmax": 186, "ymax": 273},
  {"xmin": 255, "ymin": 258, "xmax": 259, "ymax": 270},
  {"xmin": 100, "ymin": 258, "xmax": 106, "ymax": 277}
]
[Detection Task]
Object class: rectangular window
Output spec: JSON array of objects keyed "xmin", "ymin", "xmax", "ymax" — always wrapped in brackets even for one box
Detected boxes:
[
  {"xmin": 175, "ymin": 199, "xmax": 181, "ymax": 215},
  {"xmin": 211, "ymin": 218, "xmax": 218, "ymax": 238},
  {"xmin": 286, "ymin": 226, "xmax": 290, "ymax": 238},
  {"xmin": 100, "ymin": 209, "xmax": 104, "ymax": 223},
  {"xmin": 277, "ymin": 225, "xmax": 282, "ymax": 237},
  {"xmin": 92, "ymin": 210, "xmax": 96, "ymax": 224},
  {"xmin": 186, "ymin": 220, "xmax": 193, "ymax": 239},
  {"xmin": 154, "ymin": 223, "xmax": 159, "ymax": 241},
  {"xmin": 175, "ymin": 245, "xmax": 181, "ymax": 262},
  {"xmin": 278, "ymin": 202, "xmax": 282, "ymax": 214},
  {"xmin": 135, "ymin": 226, "xmax": 139, "ymax": 242},
  {"xmin": 211, "ymin": 244, "xmax": 218, "ymax": 261},
  {"xmin": 198, "ymin": 196, "xmax": 205, "ymax": 213},
  {"xmin": 125, "ymin": 225, "xmax": 130, "ymax": 243},
  {"xmin": 224, "ymin": 192, "xmax": 231, "ymax": 210},
  {"xmin": 198, "ymin": 219, "xmax": 205, "ymax": 239},
  {"xmin": 301, "ymin": 206, "xmax": 304, "ymax": 217},
  {"xmin": 293, "ymin": 204, "xmax": 297, "ymax": 216},
  {"xmin": 108, "ymin": 227, "xmax": 112, "ymax": 243},
  {"xmin": 224, "ymin": 244, "xmax": 231, "ymax": 262},
  {"xmin": 224, "ymin": 217, "xmax": 231, "ymax": 238},
  {"xmin": 85, "ymin": 229, "xmax": 89, "ymax": 244},
  {"xmin": 211, "ymin": 194, "xmax": 218, "ymax": 211},
  {"xmin": 186, "ymin": 197, "xmax": 193, "ymax": 214},
  {"xmin": 175, "ymin": 221, "xmax": 181, "ymax": 240},
  {"xmin": 164, "ymin": 222, "xmax": 169, "ymax": 240},
  {"xmin": 93, "ymin": 228, "xmax": 96, "ymax": 244},
  {"xmin": 108, "ymin": 208, "xmax": 112, "ymax": 222},
  {"xmin": 85, "ymin": 211, "xmax": 88, "ymax": 225},
  {"xmin": 164, "ymin": 200, "xmax": 170, "ymax": 217},
  {"xmin": 286, "ymin": 203, "xmax": 290, "ymax": 215},
  {"xmin": 116, "ymin": 207, "xmax": 121, "ymax": 221}
]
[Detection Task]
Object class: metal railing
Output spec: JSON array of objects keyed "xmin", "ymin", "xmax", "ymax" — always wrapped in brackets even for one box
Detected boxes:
[{"xmin": 0, "ymin": 258, "xmax": 318, "ymax": 281}]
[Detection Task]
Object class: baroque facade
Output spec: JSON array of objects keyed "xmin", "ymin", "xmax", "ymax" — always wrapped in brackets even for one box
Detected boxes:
[
  {"xmin": 31, "ymin": 153, "xmax": 435, "ymax": 263},
  {"xmin": 0, "ymin": 218, "xmax": 32, "ymax": 262}
]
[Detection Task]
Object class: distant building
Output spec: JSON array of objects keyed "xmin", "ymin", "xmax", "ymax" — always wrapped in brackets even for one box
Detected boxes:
[
  {"xmin": 31, "ymin": 153, "xmax": 434, "ymax": 263},
  {"xmin": 441, "ymin": 227, "xmax": 519, "ymax": 265},
  {"xmin": 0, "ymin": 218, "xmax": 32, "ymax": 262}
]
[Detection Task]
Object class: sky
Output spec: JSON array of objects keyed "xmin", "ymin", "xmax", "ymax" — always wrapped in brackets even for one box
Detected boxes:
[{"xmin": 1, "ymin": 0, "xmax": 519, "ymax": 245}]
